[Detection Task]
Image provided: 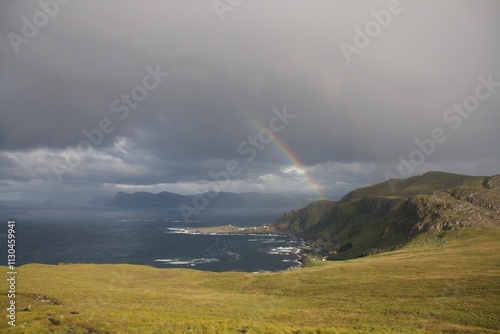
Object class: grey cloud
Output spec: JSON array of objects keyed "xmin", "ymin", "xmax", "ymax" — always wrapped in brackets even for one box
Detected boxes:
[{"xmin": 0, "ymin": 0, "xmax": 499, "ymax": 203}]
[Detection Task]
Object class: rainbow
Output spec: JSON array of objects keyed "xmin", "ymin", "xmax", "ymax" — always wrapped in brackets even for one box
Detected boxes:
[{"xmin": 246, "ymin": 115, "xmax": 326, "ymax": 200}]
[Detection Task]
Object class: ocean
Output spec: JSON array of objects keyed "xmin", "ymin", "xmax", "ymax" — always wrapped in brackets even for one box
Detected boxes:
[{"xmin": 0, "ymin": 206, "xmax": 305, "ymax": 273}]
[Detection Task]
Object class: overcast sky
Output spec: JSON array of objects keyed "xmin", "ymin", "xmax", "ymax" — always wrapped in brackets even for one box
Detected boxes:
[{"xmin": 0, "ymin": 0, "xmax": 499, "ymax": 204}]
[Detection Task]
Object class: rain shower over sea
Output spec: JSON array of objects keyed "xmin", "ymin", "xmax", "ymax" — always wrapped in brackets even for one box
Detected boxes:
[{"xmin": 0, "ymin": 206, "xmax": 306, "ymax": 273}]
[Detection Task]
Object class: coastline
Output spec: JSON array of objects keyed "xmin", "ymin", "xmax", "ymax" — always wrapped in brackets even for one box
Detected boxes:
[
  {"xmin": 294, "ymin": 250, "xmax": 308, "ymax": 269},
  {"xmin": 193, "ymin": 224, "xmax": 280, "ymax": 235},
  {"xmin": 193, "ymin": 224, "xmax": 315, "ymax": 270}
]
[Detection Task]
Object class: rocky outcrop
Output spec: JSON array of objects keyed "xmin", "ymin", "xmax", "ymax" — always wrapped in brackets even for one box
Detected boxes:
[{"xmin": 408, "ymin": 188, "xmax": 500, "ymax": 235}]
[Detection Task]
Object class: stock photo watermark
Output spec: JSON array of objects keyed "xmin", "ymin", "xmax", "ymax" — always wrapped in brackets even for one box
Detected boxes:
[
  {"xmin": 178, "ymin": 106, "xmax": 296, "ymax": 221},
  {"xmin": 7, "ymin": 0, "xmax": 72, "ymax": 54},
  {"xmin": 50, "ymin": 65, "xmax": 169, "ymax": 182},
  {"xmin": 213, "ymin": 0, "xmax": 243, "ymax": 22},
  {"xmin": 340, "ymin": 0, "xmax": 410, "ymax": 64},
  {"xmin": 384, "ymin": 73, "xmax": 499, "ymax": 190},
  {"xmin": 6, "ymin": 220, "xmax": 17, "ymax": 327}
]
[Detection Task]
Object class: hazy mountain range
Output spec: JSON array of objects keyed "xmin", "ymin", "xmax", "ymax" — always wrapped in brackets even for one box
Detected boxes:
[{"xmin": 89, "ymin": 191, "xmax": 316, "ymax": 209}]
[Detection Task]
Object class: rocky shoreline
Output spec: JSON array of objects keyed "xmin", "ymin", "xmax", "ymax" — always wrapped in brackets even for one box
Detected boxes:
[
  {"xmin": 193, "ymin": 224, "xmax": 279, "ymax": 235},
  {"xmin": 193, "ymin": 224, "xmax": 317, "ymax": 269}
]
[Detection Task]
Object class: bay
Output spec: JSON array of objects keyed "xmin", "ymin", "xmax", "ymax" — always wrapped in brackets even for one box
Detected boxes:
[{"xmin": 0, "ymin": 206, "xmax": 304, "ymax": 272}]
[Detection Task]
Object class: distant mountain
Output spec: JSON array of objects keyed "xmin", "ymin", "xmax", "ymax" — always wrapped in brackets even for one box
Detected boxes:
[
  {"xmin": 274, "ymin": 172, "xmax": 500, "ymax": 259},
  {"xmin": 87, "ymin": 196, "xmax": 113, "ymax": 206},
  {"xmin": 106, "ymin": 190, "xmax": 315, "ymax": 209}
]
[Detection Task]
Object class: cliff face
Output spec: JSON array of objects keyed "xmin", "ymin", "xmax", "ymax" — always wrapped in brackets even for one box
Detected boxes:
[
  {"xmin": 273, "ymin": 200, "xmax": 335, "ymax": 235},
  {"xmin": 274, "ymin": 172, "xmax": 500, "ymax": 259}
]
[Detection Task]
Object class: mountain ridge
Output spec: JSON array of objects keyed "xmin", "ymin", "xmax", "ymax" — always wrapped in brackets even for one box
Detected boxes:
[
  {"xmin": 104, "ymin": 190, "xmax": 316, "ymax": 209},
  {"xmin": 274, "ymin": 171, "xmax": 500, "ymax": 259}
]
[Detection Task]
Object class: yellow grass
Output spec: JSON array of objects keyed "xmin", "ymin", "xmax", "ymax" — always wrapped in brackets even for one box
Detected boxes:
[{"xmin": 1, "ymin": 226, "xmax": 499, "ymax": 333}]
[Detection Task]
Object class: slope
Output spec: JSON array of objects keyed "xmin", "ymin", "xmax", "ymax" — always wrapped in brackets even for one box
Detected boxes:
[{"xmin": 274, "ymin": 172, "xmax": 500, "ymax": 259}]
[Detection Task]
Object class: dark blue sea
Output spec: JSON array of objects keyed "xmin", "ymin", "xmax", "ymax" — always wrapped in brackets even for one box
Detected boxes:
[{"xmin": 0, "ymin": 206, "xmax": 305, "ymax": 272}]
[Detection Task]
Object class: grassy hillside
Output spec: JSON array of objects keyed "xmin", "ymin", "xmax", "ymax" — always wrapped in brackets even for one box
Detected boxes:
[
  {"xmin": 1, "ymin": 226, "xmax": 499, "ymax": 333},
  {"xmin": 274, "ymin": 172, "xmax": 500, "ymax": 259},
  {"xmin": 340, "ymin": 172, "xmax": 499, "ymax": 201}
]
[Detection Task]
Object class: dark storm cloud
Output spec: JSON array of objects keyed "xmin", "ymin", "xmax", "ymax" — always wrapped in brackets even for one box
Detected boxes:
[{"xmin": 0, "ymin": 0, "xmax": 499, "ymax": 202}]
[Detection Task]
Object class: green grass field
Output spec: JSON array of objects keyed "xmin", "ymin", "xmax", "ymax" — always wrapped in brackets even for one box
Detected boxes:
[{"xmin": 2, "ymin": 226, "xmax": 499, "ymax": 333}]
